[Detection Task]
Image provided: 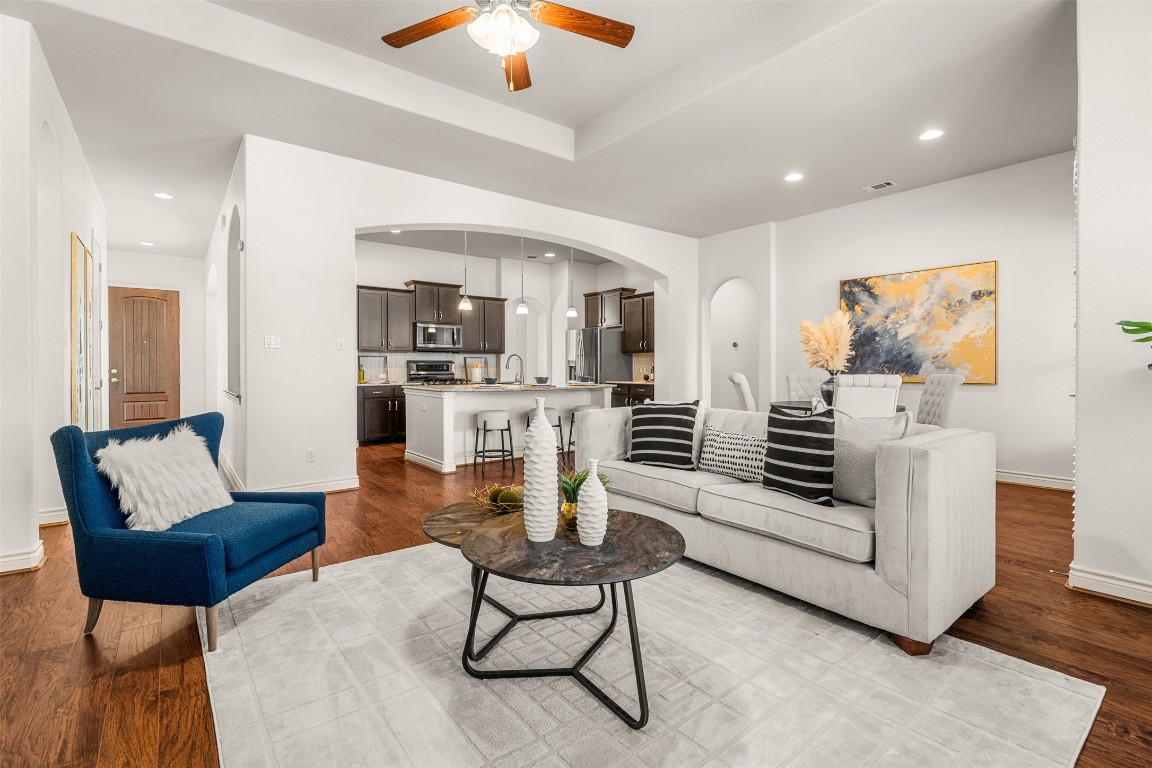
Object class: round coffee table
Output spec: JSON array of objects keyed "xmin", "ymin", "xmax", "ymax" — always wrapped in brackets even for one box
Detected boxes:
[
  {"xmin": 459, "ymin": 509, "xmax": 685, "ymax": 730},
  {"xmin": 423, "ymin": 501, "xmax": 609, "ymax": 663}
]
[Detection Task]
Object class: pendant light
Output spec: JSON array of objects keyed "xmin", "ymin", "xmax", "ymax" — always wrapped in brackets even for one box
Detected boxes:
[
  {"xmin": 515, "ymin": 237, "xmax": 529, "ymax": 315},
  {"xmin": 565, "ymin": 247, "xmax": 578, "ymax": 318},
  {"xmin": 458, "ymin": 229, "xmax": 473, "ymax": 311}
]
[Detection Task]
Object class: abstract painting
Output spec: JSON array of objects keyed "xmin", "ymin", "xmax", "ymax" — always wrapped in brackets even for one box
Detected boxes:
[{"xmin": 839, "ymin": 261, "xmax": 997, "ymax": 384}]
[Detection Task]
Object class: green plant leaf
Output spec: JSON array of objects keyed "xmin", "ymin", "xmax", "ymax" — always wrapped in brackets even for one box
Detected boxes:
[
  {"xmin": 1117, "ymin": 320, "xmax": 1152, "ymax": 330},
  {"xmin": 1121, "ymin": 326, "xmax": 1152, "ymax": 334},
  {"xmin": 1136, "ymin": 336, "xmax": 1152, "ymax": 342}
]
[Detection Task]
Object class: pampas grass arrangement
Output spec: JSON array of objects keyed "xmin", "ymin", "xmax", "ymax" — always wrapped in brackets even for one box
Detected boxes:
[{"xmin": 800, "ymin": 310, "xmax": 854, "ymax": 373}]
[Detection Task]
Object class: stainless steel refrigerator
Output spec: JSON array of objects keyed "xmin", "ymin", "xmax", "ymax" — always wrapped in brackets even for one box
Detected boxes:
[{"xmin": 567, "ymin": 328, "xmax": 632, "ymax": 383}]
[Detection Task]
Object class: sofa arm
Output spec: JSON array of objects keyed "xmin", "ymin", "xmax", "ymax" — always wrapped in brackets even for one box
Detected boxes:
[
  {"xmin": 574, "ymin": 407, "xmax": 631, "ymax": 470},
  {"xmin": 874, "ymin": 428, "xmax": 997, "ymax": 643},
  {"xmin": 76, "ymin": 528, "xmax": 228, "ymax": 607},
  {"xmin": 231, "ymin": 491, "xmax": 327, "ymax": 544}
]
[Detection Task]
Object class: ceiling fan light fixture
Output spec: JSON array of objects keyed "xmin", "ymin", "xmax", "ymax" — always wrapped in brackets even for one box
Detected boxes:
[{"xmin": 468, "ymin": 4, "xmax": 538, "ymax": 56}]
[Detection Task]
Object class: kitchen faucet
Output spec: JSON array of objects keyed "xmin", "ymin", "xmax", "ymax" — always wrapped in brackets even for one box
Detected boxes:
[{"xmin": 505, "ymin": 354, "xmax": 524, "ymax": 384}]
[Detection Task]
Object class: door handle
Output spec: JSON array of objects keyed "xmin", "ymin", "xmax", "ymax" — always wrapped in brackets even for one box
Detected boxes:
[{"xmin": 110, "ymin": 377, "xmax": 121, "ymax": 383}]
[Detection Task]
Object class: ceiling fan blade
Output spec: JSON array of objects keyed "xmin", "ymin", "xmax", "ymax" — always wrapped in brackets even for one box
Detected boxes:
[
  {"xmin": 501, "ymin": 53, "xmax": 532, "ymax": 92},
  {"xmin": 382, "ymin": 6, "xmax": 479, "ymax": 48},
  {"xmin": 528, "ymin": 1, "xmax": 634, "ymax": 48}
]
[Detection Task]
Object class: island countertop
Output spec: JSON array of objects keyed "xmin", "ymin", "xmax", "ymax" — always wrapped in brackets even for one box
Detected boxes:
[{"xmin": 401, "ymin": 383, "xmax": 612, "ymax": 394}]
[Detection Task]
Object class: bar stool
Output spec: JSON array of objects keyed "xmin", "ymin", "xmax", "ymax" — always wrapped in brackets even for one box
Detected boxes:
[
  {"xmin": 525, "ymin": 407, "xmax": 564, "ymax": 453},
  {"xmin": 474, "ymin": 410, "xmax": 514, "ymax": 475},
  {"xmin": 568, "ymin": 404, "xmax": 599, "ymax": 454}
]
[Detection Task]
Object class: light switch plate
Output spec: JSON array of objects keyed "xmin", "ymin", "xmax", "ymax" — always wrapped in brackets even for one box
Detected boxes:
[
  {"xmin": 264, "ymin": 335, "xmax": 280, "ymax": 349},
  {"xmin": 337, "ymin": 337, "xmax": 346, "ymax": 350}
]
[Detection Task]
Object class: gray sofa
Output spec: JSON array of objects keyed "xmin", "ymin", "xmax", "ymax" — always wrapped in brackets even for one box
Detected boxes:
[{"xmin": 574, "ymin": 406, "xmax": 996, "ymax": 654}]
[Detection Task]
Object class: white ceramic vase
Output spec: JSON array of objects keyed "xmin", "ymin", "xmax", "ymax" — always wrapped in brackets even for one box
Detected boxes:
[
  {"xmin": 577, "ymin": 458, "xmax": 609, "ymax": 547},
  {"xmin": 522, "ymin": 397, "xmax": 559, "ymax": 542}
]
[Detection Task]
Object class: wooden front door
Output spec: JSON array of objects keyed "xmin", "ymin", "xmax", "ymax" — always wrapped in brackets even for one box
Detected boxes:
[{"xmin": 108, "ymin": 287, "xmax": 180, "ymax": 429}]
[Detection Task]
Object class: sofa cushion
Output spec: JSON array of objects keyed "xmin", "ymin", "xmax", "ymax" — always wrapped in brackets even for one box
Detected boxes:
[
  {"xmin": 170, "ymin": 501, "xmax": 320, "ymax": 570},
  {"xmin": 629, "ymin": 401, "xmax": 700, "ymax": 470},
  {"xmin": 698, "ymin": 483, "xmax": 875, "ymax": 563},
  {"xmin": 599, "ymin": 459, "xmax": 742, "ymax": 515}
]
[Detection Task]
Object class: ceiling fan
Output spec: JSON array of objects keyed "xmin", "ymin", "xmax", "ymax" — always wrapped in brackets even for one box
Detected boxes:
[{"xmin": 381, "ymin": 1, "xmax": 635, "ymax": 92}]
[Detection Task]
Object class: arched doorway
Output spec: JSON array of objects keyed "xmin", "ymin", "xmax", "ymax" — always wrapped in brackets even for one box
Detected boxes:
[{"xmin": 706, "ymin": 278, "xmax": 761, "ymax": 410}]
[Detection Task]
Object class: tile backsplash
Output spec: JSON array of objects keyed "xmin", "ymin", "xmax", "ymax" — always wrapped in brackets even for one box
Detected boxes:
[
  {"xmin": 357, "ymin": 352, "xmax": 498, "ymax": 383},
  {"xmin": 632, "ymin": 352, "xmax": 655, "ymax": 383}
]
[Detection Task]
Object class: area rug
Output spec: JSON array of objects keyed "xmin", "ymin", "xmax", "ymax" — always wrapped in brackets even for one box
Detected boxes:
[{"xmin": 200, "ymin": 544, "xmax": 1103, "ymax": 768}]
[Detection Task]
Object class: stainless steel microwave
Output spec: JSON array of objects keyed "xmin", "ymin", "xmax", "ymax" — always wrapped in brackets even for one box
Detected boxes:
[{"xmin": 414, "ymin": 323, "xmax": 463, "ymax": 351}]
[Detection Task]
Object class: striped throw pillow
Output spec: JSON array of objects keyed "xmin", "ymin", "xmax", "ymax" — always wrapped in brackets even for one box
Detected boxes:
[
  {"xmin": 763, "ymin": 406, "xmax": 835, "ymax": 506},
  {"xmin": 699, "ymin": 426, "xmax": 767, "ymax": 483},
  {"xmin": 629, "ymin": 400, "xmax": 700, "ymax": 470}
]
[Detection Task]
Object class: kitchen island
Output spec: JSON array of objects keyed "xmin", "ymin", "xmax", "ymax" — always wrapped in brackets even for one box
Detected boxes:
[{"xmin": 403, "ymin": 383, "xmax": 613, "ymax": 473}]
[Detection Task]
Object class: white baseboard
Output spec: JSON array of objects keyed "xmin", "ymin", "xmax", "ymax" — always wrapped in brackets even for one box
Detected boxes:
[
  {"xmin": 0, "ymin": 541, "xmax": 46, "ymax": 573},
  {"xmin": 219, "ymin": 453, "xmax": 244, "ymax": 491},
  {"xmin": 405, "ymin": 450, "xmax": 454, "ymax": 474},
  {"xmin": 996, "ymin": 471, "xmax": 1073, "ymax": 491},
  {"xmin": 1068, "ymin": 564, "xmax": 1152, "ymax": 606},
  {"xmin": 245, "ymin": 476, "xmax": 360, "ymax": 494},
  {"xmin": 39, "ymin": 507, "xmax": 69, "ymax": 526}
]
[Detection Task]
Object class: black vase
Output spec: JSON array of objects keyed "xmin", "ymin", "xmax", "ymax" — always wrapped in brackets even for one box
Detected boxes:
[{"xmin": 820, "ymin": 372, "xmax": 837, "ymax": 406}]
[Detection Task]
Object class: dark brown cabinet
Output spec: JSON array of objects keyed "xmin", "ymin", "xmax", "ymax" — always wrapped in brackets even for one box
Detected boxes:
[
  {"xmin": 358, "ymin": 385, "xmax": 405, "ymax": 443},
  {"xmin": 407, "ymin": 281, "xmax": 463, "ymax": 324},
  {"xmin": 611, "ymin": 383, "xmax": 654, "ymax": 408},
  {"xmin": 461, "ymin": 297, "xmax": 506, "ymax": 353},
  {"xmin": 621, "ymin": 292, "xmax": 655, "ymax": 353},
  {"xmin": 583, "ymin": 288, "xmax": 636, "ymax": 328},
  {"xmin": 358, "ymin": 287, "xmax": 413, "ymax": 351}
]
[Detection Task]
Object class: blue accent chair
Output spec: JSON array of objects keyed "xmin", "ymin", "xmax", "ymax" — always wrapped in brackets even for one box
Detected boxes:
[{"xmin": 50, "ymin": 412, "xmax": 326, "ymax": 651}]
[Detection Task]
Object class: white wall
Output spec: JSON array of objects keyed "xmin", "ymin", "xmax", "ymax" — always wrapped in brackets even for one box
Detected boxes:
[
  {"xmin": 699, "ymin": 222, "xmax": 775, "ymax": 408},
  {"xmin": 709, "ymin": 279, "xmax": 761, "ymax": 410},
  {"xmin": 227, "ymin": 135, "xmax": 696, "ymax": 493},
  {"xmin": 107, "ymin": 250, "xmax": 207, "ymax": 418},
  {"xmin": 596, "ymin": 261, "xmax": 655, "ymax": 294},
  {"xmin": 1070, "ymin": 1, "xmax": 1152, "ymax": 604},
  {"xmin": 773, "ymin": 154, "xmax": 1076, "ymax": 485},
  {"xmin": 355, "ymin": 239, "xmax": 501, "ymax": 297},
  {"xmin": 203, "ymin": 143, "xmax": 246, "ymax": 483},
  {"xmin": 1, "ymin": 17, "xmax": 107, "ymax": 568}
]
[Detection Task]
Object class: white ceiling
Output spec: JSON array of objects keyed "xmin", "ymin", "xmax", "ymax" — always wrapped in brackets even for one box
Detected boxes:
[
  {"xmin": 3, "ymin": 1, "xmax": 1076, "ymax": 259},
  {"xmin": 212, "ymin": 1, "xmax": 782, "ymax": 128},
  {"xmin": 357, "ymin": 229, "xmax": 609, "ymax": 264}
]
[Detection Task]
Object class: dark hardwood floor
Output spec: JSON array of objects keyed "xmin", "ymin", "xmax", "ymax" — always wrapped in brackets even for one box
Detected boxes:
[{"xmin": 2, "ymin": 443, "xmax": 1150, "ymax": 767}]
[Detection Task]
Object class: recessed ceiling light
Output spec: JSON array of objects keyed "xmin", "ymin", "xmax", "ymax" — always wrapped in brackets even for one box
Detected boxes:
[
  {"xmin": 153, "ymin": 192, "xmax": 173, "ymax": 200},
  {"xmin": 544, "ymin": 252, "xmax": 555, "ymax": 258},
  {"xmin": 784, "ymin": 172, "xmax": 804, "ymax": 182},
  {"xmin": 139, "ymin": 242, "xmax": 154, "ymax": 247},
  {"xmin": 389, "ymin": 229, "xmax": 401, "ymax": 233},
  {"xmin": 919, "ymin": 129, "xmax": 944, "ymax": 141}
]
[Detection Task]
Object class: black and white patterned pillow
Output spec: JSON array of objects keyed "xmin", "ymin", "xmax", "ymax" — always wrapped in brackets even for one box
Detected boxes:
[
  {"xmin": 763, "ymin": 406, "xmax": 835, "ymax": 506},
  {"xmin": 698, "ymin": 426, "xmax": 767, "ymax": 483},
  {"xmin": 629, "ymin": 400, "xmax": 699, "ymax": 470}
]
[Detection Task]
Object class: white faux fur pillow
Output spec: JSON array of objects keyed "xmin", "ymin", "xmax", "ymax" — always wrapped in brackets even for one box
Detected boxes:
[{"xmin": 96, "ymin": 423, "xmax": 233, "ymax": 531}]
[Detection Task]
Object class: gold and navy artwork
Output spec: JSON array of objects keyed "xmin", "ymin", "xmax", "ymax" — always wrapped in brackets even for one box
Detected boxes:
[{"xmin": 839, "ymin": 261, "xmax": 997, "ymax": 384}]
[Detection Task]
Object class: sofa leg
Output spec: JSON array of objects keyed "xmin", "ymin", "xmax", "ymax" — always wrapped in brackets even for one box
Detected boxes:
[
  {"xmin": 83, "ymin": 598, "xmax": 104, "ymax": 634},
  {"xmin": 206, "ymin": 606, "xmax": 219, "ymax": 652},
  {"xmin": 891, "ymin": 633, "xmax": 934, "ymax": 656},
  {"xmin": 311, "ymin": 549, "xmax": 320, "ymax": 582}
]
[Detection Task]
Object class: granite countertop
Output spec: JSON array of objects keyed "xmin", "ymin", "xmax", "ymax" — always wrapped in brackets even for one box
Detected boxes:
[
  {"xmin": 605, "ymin": 380, "xmax": 656, "ymax": 385},
  {"xmin": 402, "ymin": 383, "xmax": 612, "ymax": 393}
]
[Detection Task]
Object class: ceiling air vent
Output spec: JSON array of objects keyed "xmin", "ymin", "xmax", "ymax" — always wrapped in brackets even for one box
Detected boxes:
[{"xmin": 862, "ymin": 180, "xmax": 897, "ymax": 192}]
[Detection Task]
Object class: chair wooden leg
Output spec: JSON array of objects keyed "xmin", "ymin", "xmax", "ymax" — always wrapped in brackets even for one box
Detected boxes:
[
  {"xmin": 206, "ymin": 606, "xmax": 219, "ymax": 652},
  {"xmin": 311, "ymin": 548, "xmax": 320, "ymax": 581},
  {"xmin": 891, "ymin": 633, "xmax": 934, "ymax": 656},
  {"xmin": 83, "ymin": 598, "xmax": 104, "ymax": 634}
]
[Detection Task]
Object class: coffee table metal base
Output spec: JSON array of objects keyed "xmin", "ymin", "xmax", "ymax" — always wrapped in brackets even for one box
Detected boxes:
[{"xmin": 462, "ymin": 566, "xmax": 649, "ymax": 729}]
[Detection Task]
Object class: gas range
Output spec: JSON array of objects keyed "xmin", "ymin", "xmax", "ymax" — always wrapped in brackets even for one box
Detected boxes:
[{"xmin": 406, "ymin": 360, "xmax": 465, "ymax": 385}]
